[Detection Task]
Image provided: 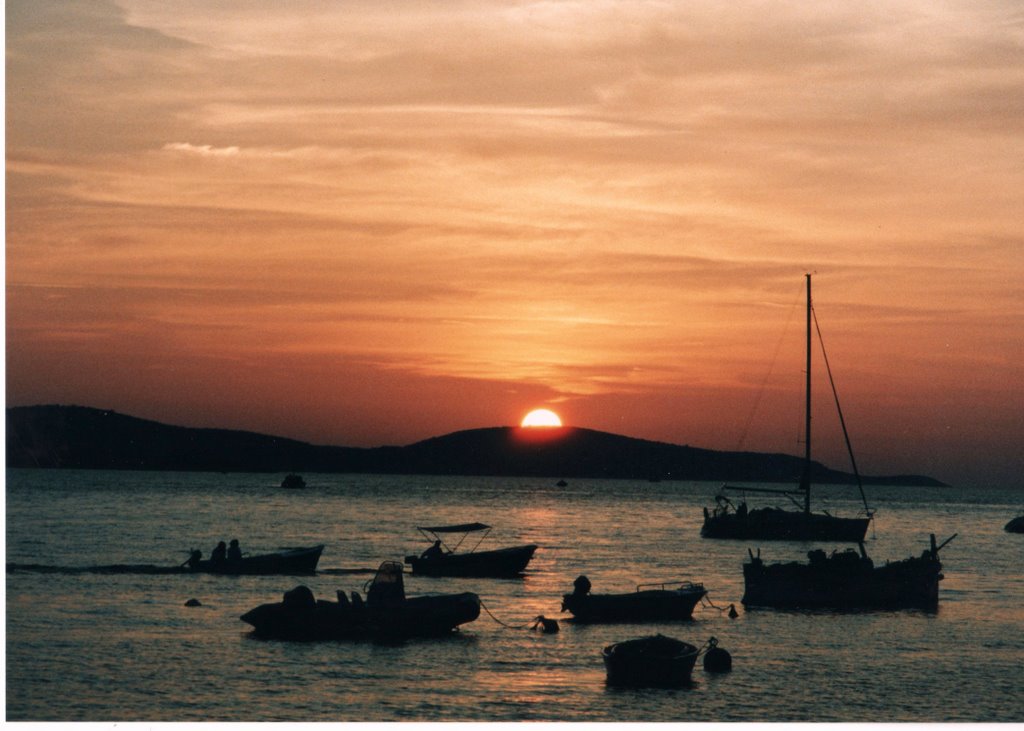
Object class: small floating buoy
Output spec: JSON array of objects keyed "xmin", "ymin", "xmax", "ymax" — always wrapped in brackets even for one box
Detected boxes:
[
  {"xmin": 728, "ymin": 603, "xmax": 739, "ymax": 619},
  {"xmin": 531, "ymin": 615, "xmax": 560, "ymax": 633},
  {"xmin": 703, "ymin": 637, "xmax": 732, "ymax": 673},
  {"xmin": 184, "ymin": 598, "xmax": 202, "ymax": 607}
]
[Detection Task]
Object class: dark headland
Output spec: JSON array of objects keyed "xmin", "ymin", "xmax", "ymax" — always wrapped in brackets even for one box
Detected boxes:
[{"xmin": 5, "ymin": 405, "xmax": 945, "ymax": 486}]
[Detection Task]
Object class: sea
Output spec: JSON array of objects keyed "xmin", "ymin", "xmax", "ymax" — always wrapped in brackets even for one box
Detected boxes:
[{"xmin": 5, "ymin": 468, "xmax": 1023, "ymax": 722}]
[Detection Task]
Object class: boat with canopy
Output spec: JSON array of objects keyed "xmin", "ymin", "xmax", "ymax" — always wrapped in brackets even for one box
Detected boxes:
[{"xmin": 404, "ymin": 523, "xmax": 538, "ymax": 577}]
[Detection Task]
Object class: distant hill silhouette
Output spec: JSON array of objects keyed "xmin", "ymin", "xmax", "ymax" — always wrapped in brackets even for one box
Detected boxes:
[{"xmin": 6, "ymin": 405, "xmax": 945, "ymax": 486}]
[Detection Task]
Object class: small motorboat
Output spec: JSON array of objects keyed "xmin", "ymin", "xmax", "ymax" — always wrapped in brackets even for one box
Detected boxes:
[
  {"xmin": 561, "ymin": 575, "xmax": 708, "ymax": 623},
  {"xmin": 280, "ymin": 474, "xmax": 306, "ymax": 489},
  {"xmin": 742, "ymin": 533, "xmax": 956, "ymax": 610},
  {"xmin": 404, "ymin": 523, "xmax": 538, "ymax": 578},
  {"xmin": 240, "ymin": 560, "xmax": 481, "ymax": 640},
  {"xmin": 1004, "ymin": 516, "xmax": 1024, "ymax": 533},
  {"xmin": 185, "ymin": 544, "xmax": 324, "ymax": 575},
  {"xmin": 603, "ymin": 634, "xmax": 700, "ymax": 687}
]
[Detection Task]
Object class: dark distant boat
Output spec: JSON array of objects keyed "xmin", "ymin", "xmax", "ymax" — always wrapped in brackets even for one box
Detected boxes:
[
  {"xmin": 741, "ymin": 533, "xmax": 956, "ymax": 610},
  {"xmin": 603, "ymin": 634, "xmax": 700, "ymax": 687},
  {"xmin": 280, "ymin": 474, "xmax": 306, "ymax": 489},
  {"xmin": 404, "ymin": 523, "xmax": 538, "ymax": 578},
  {"xmin": 561, "ymin": 575, "xmax": 707, "ymax": 623},
  {"xmin": 701, "ymin": 274, "xmax": 873, "ymax": 542},
  {"xmin": 240, "ymin": 560, "xmax": 480, "ymax": 640},
  {"xmin": 1004, "ymin": 516, "xmax": 1024, "ymax": 533},
  {"xmin": 187, "ymin": 544, "xmax": 324, "ymax": 575}
]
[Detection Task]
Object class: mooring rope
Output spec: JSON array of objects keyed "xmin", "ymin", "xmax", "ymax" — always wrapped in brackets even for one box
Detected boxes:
[
  {"xmin": 700, "ymin": 594, "xmax": 728, "ymax": 611},
  {"xmin": 477, "ymin": 598, "xmax": 534, "ymax": 630}
]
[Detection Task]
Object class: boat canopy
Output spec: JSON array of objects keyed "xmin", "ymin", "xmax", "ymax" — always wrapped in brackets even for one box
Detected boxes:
[{"xmin": 417, "ymin": 522, "xmax": 490, "ymax": 533}]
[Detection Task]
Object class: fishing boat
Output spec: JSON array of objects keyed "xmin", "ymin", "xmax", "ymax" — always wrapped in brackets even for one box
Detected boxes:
[
  {"xmin": 561, "ymin": 575, "xmax": 707, "ymax": 623},
  {"xmin": 701, "ymin": 274, "xmax": 873, "ymax": 542},
  {"xmin": 603, "ymin": 634, "xmax": 700, "ymax": 687},
  {"xmin": 240, "ymin": 560, "xmax": 480, "ymax": 640},
  {"xmin": 741, "ymin": 533, "xmax": 956, "ymax": 610},
  {"xmin": 404, "ymin": 523, "xmax": 538, "ymax": 578},
  {"xmin": 1004, "ymin": 516, "xmax": 1024, "ymax": 533},
  {"xmin": 185, "ymin": 544, "xmax": 324, "ymax": 575},
  {"xmin": 280, "ymin": 474, "xmax": 306, "ymax": 489}
]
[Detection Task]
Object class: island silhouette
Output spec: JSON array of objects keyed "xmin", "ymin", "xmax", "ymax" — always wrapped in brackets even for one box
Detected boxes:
[{"xmin": 6, "ymin": 405, "xmax": 944, "ymax": 486}]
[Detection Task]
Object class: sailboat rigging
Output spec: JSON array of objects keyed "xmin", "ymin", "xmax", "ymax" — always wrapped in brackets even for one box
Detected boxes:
[{"xmin": 701, "ymin": 274, "xmax": 874, "ymax": 542}]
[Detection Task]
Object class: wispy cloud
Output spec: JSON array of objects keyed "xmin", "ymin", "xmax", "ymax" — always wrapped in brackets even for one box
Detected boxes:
[{"xmin": 162, "ymin": 142, "xmax": 240, "ymax": 157}]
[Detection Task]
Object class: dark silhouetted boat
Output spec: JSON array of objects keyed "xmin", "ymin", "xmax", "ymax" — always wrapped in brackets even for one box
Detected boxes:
[
  {"xmin": 186, "ymin": 544, "xmax": 324, "ymax": 575},
  {"xmin": 280, "ymin": 473, "xmax": 306, "ymax": 489},
  {"xmin": 561, "ymin": 575, "xmax": 707, "ymax": 623},
  {"xmin": 603, "ymin": 634, "xmax": 700, "ymax": 687},
  {"xmin": 701, "ymin": 274, "xmax": 873, "ymax": 542},
  {"xmin": 1004, "ymin": 516, "xmax": 1024, "ymax": 533},
  {"xmin": 240, "ymin": 560, "xmax": 480, "ymax": 640},
  {"xmin": 741, "ymin": 533, "xmax": 957, "ymax": 610},
  {"xmin": 404, "ymin": 523, "xmax": 538, "ymax": 577}
]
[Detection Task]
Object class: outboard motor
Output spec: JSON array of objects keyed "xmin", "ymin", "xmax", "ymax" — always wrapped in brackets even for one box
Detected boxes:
[
  {"xmin": 367, "ymin": 560, "xmax": 406, "ymax": 608},
  {"xmin": 282, "ymin": 585, "xmax": 316, "ymax": 612},
  {"xmin": 572, "ymin": 575, "xmax": 592, "ymax": 597}
]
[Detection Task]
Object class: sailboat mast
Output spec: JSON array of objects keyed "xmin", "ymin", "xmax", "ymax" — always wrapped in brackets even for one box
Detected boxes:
[{"xmin": 804, "ymin": 273, "xmax": 812, "ymax": 515}]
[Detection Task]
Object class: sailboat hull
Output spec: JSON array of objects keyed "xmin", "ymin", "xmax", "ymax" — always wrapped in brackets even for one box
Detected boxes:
[{"xmin": 702, "ymin": 508, "xmax": 869, "ymax": 542}]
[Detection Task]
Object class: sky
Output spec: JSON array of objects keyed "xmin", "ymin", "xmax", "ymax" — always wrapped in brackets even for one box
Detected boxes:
[{"xmin": 6, "ymin": 0, "xmax": 1023, "ymax": 489}]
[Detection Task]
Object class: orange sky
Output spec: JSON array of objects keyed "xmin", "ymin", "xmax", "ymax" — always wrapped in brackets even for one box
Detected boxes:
[{"xmin": 6, "ymin": 1, "xmax": 1023, "ymax": 488}]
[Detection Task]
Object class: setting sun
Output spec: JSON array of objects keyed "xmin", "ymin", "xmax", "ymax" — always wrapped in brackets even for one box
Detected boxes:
[{"xmin": 521, "ymin": 409, "xmax": 563, "ymax": 428}]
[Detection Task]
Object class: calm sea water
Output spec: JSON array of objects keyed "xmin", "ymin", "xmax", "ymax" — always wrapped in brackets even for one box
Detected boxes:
[{"xmin": 5, "ymin": 468, "xmax": 1023, "ymax": 722}]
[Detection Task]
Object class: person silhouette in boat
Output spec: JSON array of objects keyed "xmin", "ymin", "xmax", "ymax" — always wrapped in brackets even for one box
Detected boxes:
[
  {"xmin": 421, "ymin": 540, "xmax": 445, "ymax": 561},
  {"xmin": 227, "ymin": 539, "xmax": 242, "ymax": 562},
  {"xmin": 186, "ymin": 549, "xmax": 202, "ymax": 569},
  {"xmin": 211, "ymin": 541, "xmax": 227, "ymax": 564}
]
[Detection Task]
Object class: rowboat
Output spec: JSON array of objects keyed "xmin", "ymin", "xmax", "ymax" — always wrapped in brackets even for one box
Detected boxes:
[
  {"xmin": 603, "ymin": 634, "xmax": 700, "ymax": 687},
  {"xmin": 741, "ymin": 533, "xmax": 956, "ymax": 610},
  {"xmin": 404, "ymin": 523, "xmax": 538, "ymax": 578},
  {"xmin": 186, "ymin": 544, "xmax": 324, "ymax": 575},
  {"xmin": 240, "ymin": 561, "xmax": 480, "ymax": 640},
  {"xmin": 561, "ymin": 575, "xmax": 707, "ymax": 623}
]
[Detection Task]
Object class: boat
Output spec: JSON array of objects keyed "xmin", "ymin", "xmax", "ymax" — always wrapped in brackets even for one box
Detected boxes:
[
  {"xmin": 603, "ymin": 634, "xmax": 700, "ymax": 687},
  {"xmin": 280, "ymin": 474, "xmax": 306, "ymax": 489},
  {"xmin": 1004, "ymin": 516, "xmax": 1024, "ymax": 533},
  {"xmin": 186, "ymin": 544, "xmax": 324, "ymax": 575},
  {"xmin": 240, "ymin": 560, "xmax": 481, "ymax": 640},
  {"xmin": 561, "ymin": 575, "xmax": 708, "ymax": 623},
  {"xmin": 404, "ymin": 523, "xmax": 538, "ymax": 577},
  {"xmin": 701, "ymin": 274, "xmax": 873, "ymax": 542},
  {"xmin": 741, "ymin": 533, "xmax": 957, "ymax": 610}
]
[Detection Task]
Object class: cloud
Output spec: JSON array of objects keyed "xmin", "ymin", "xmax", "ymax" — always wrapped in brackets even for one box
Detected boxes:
[{"xmin": 162, "ymin": 142, "xmax": 241, "ymax": 157}]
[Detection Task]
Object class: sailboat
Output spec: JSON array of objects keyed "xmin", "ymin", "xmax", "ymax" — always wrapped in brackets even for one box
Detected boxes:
[{"xmin": 701, "ymin": 274, "xmax": 873, "ymax": 542}]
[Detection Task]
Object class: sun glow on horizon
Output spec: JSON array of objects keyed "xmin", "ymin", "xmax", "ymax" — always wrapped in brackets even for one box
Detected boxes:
[{"xmin": 521, "ymin": 409, "xmax": 562, "ymax": 428}]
